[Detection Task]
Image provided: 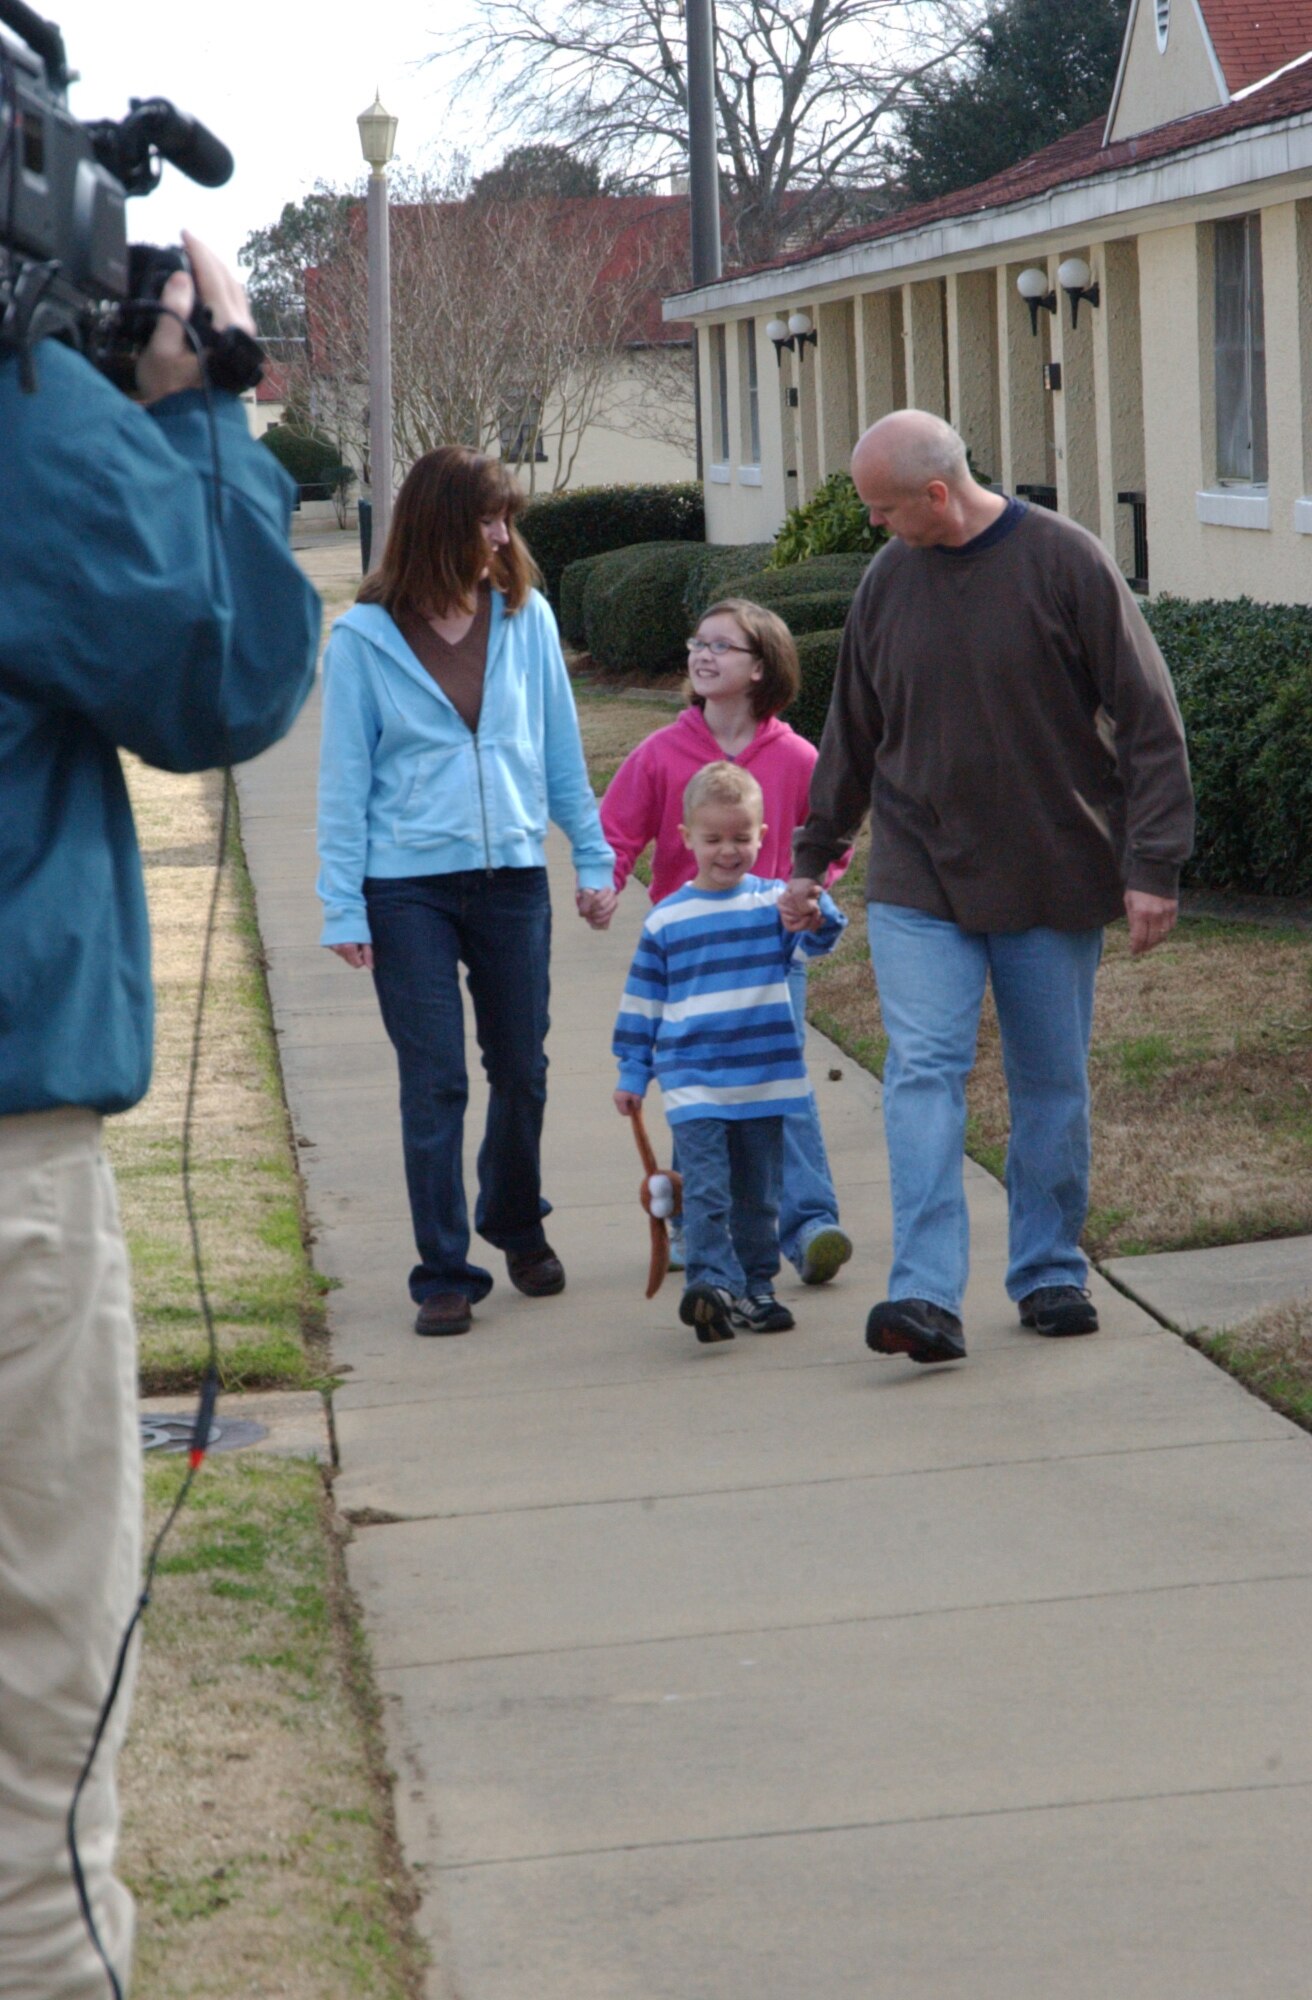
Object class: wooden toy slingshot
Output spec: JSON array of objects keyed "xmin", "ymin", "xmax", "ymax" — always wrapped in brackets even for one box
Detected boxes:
[{"xmin": 628, "ymin": 1103, "xmax": 683, "ymax": 1298}]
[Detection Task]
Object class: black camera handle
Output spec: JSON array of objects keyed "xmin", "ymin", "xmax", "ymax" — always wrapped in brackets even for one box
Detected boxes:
[{"xmin": 0, "ymin": 0, "xmax": 70, "ymax": 91}]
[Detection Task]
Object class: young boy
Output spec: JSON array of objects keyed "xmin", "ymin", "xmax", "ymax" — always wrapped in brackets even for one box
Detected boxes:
[{"xmin": 612, "ymin": 763, "xmax": 846, "ymax": 1344}]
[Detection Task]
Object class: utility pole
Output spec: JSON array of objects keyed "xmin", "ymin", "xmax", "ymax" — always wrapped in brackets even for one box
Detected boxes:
[{"xmin": 685, "ymin": 0, "xmax": 721, "ymax": 478}]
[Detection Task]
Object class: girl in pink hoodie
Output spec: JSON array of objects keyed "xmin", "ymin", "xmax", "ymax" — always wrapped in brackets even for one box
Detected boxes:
[{"xmin": 601, "ymin": 598, "xmax": 852, "ymax": 1289}]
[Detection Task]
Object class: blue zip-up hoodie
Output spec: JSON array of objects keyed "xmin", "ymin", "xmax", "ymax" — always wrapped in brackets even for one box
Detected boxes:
[
  {"xmin": 316, "ymin": 592, "xmax": 614, "ymax": 944},
  {"xmin": 0, "ymin": 342, "xmax": 322, "ymax": 1117}
]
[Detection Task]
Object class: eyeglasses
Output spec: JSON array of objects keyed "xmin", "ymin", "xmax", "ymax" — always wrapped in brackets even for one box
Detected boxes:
[{"xmin": 686, "ymin": 638, "xmax": 755, "ymax": 657}]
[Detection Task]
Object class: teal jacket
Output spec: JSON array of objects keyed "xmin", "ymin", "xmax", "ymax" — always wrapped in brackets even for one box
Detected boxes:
[
  {"xmin": 316, "ymin": 594, "xmax": 614, "ymax": 945},
  {"xmin": 0, "ymin": 341, "xmax": 321, "ymax": 1116}
]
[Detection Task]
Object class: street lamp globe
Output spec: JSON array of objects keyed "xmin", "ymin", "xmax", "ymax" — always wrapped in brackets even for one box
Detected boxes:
[{"xmin": 357, "ymin": 90, "xmax": 398, "ymax": 174}]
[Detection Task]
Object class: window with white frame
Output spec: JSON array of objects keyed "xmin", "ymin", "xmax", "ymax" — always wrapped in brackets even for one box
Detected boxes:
[
  {"xmin": 1214, "ymin": 214, "xmax": 1268, "ymax": 485},
  {"xmin": 738, "ymin": 320, "xmax": 760, "ymax": 465},
  {"xmin": 711, "ymin": 323, "xmax": 730, "ymax": 463}
]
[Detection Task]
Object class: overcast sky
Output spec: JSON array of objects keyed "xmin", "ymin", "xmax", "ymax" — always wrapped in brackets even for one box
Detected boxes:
[{"xmin": 56, "ymin": 0, "xmax": 498, "ymax": 269}]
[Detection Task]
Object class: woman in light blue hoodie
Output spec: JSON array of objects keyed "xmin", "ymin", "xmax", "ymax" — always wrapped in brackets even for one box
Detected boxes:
[{"xmin": 317, "ymin": 447, "xmax": 616, "ymax": 1337}]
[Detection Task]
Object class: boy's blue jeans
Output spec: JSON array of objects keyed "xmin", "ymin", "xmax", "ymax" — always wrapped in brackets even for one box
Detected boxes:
[
  {"xmin": 867, "ymin": 903, "xmax": 1103, "ymax": 1317},
  {"xmin": 677, "ymin": 1115, "xmax": 783, "ymax": 1298},
  {"xmin": 365, "ymin": 868, "xmax": 552, "ymax": 1304}
]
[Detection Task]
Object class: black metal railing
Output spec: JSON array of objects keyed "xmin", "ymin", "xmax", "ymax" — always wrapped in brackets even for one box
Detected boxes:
[{"xmin": 1015, "ymin": 482, "xmax": 1058, "ymax": 511}]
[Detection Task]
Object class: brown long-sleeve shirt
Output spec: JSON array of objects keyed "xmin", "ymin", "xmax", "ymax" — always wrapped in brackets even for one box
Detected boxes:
[{"xmin": 793, "ymin": 505, "xmax": 1194, "ymax": 932}]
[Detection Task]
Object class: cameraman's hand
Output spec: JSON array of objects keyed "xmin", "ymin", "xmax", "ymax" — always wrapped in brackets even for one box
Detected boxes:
[{"xmin": 136, "ymin": 231, "xmax": 257, "ymax": 404}]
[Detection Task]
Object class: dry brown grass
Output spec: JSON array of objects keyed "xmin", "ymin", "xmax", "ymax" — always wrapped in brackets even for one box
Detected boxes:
[
  {"xmin": 1204, "ymin": 1297, "xmax": 1312, "ymax": 1430},
  {"xmin": 574, "ymin": 690, "xmax": 1312, "ymax": 1260},
  {"xmin": 120, "ymin": 1457, "xmax": 424, "ymax": 2000},
  {"xmin": 107, "ymin": 763, "xmax": 326, "ymax": 1391}
]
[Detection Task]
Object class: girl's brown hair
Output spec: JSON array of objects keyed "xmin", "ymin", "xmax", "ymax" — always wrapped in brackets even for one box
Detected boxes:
[
  {"xmin": 689, "ymin": 598, "xmax": 801, "ymax": 720},
  {"xmin": 358, "ymin": 445, "xmax": 540, "ymax": 618}
]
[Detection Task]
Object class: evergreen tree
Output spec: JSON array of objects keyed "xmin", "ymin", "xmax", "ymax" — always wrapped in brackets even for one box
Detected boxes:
[
  {"xmin": 894, "ymin": 0, "xmax": 1130, "ymax": 205},
  {"xmin": 470, "ymin": 144, "xmax": 603, "ymax": 203}
]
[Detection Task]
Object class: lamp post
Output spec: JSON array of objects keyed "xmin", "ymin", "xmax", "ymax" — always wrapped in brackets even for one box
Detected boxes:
[{"xmin": 357, "ymin": 89, "xmax": 398, "ymax": 550}]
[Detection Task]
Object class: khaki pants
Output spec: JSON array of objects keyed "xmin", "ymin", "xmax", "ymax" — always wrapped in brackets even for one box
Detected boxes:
[{"xmin": 0, "ymin": 1109, "xmax": 140, "ymax": 1998}]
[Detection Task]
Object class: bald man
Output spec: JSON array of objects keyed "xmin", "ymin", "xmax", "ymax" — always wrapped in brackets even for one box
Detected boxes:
[{"xmin": 783, "ymin": 411, "xmax": 1193, "ymax": 1366}]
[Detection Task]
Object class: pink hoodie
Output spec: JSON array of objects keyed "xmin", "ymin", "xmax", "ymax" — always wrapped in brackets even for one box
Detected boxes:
[{"xmin": 601, "ymin": 705, "xmax": 847, "ymax": 903}]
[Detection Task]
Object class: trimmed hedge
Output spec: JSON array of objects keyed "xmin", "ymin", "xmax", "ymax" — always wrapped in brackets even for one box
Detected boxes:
[
  {"xmin": 559, "ymin": 553, "xmax": 606, "ymax": 648},
  {"xmin": 719, "ymin": 552, "xmax": 874, "ymax": 604},
  {"xmin": 683, "ymin": 542, "xmax": 776, "ymax": 620},
  {"xmin": 582, "ymin": 542, "xmax": 705, "ymax": 677},
  {"xmin": 1145, "ymin": 596, "xmax": 1312, "ymax": 895},
  {"xmin": 520, "ymin": 482, "xmax": 704, "ymax": 608},
  {"xmin": 785, "ymin": 629, "xmax": 844, "ymax": 747}
]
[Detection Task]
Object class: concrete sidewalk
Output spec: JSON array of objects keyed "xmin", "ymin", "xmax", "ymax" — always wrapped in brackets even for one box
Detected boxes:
[{"xmin": 237, "ymin": 607, "xmax": 1312, "ymax": 1995}]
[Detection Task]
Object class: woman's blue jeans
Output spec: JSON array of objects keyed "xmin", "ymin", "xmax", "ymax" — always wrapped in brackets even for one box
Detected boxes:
[
  {"xmin": 365, "ymin": 869, "xmax": 552, "ymax": 1304},
  {"xmin": 868, "ymin": 903, "xmax": 1103, "ymax": 1316}
]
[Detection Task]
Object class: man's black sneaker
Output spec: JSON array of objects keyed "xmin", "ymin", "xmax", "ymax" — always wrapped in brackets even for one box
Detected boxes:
[
  {"xmin": 1018, "ymin": 1286, "xmax": 1099, "ymax": 1337},
  {"xmin": 866, "ymin": 1297, "xmax": 966, "ymax": 1365},
  {"xmin": 731, "ymin": 1293, "xmax": 796, "ymax": 1334},
  {"xmin": 679, "ymin": 1283, "xmax": 736, "ymax": 1343}
]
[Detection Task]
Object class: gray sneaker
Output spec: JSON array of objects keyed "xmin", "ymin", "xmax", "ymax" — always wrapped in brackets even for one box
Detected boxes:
[
  {"xmin": 731, "ymin": 1293, "xmax": 796, "ymax": 1334},
  {"xmin": 798, "ymin": 1224, "xmax": 853, "ymax": 1287}
]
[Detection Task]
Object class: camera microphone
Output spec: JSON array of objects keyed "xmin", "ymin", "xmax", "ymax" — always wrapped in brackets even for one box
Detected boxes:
[{"xmin": 124, "ymin": 98, "xmax": 234, "ymax": 189}]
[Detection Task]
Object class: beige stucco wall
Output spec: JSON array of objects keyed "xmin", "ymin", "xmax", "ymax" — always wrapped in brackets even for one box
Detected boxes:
[
  {"xmin": 1108, "ymin": 0, "xmax": 1225, "ymax": 145},
  {"xmin": 521, "ymin": 349, "xmax": 696, "ymax": 494}
]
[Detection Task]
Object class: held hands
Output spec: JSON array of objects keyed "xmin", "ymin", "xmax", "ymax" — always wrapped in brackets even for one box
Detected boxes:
[
  {"xmin": 329, "ymin": 943, "xmax": 374, "ymax": 970},
  {"xmin": 577, "ymin": 886, "xmax": 618, "ymax": 930},
  {"xmin": 613, "ymin": 1090, "xmax": 644, "ymax": 1117},
  {"xmin": 777, "ymin": 876, "xmax": 824, "ymax": 933},
  {"xmin": 1124, "ymin": 890, "xmax": 1178, "ymax": 956},
  {"xmin": 136, "ymin": 231, "xmax": 257, "ymax": 404}
]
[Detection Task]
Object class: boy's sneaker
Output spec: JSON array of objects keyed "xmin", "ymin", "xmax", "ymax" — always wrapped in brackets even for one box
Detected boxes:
[
  {"xmin": 667, "ymin": 1220, "xmax": 686, "ymax": 1272},
  {"xmin": 866, "ymin": 1297, "xmax": 966, "ymax": 1365},
  {"xmin": 731, "ymin": 1293, "xmax": 796, "ymax": 1334},
  {"xmin": 1018, "ymin": 1286, "xmax": 1099, "ymax": 1337},
  {"xmin": 799, "ymin": 1224, "xmax": 853, "ymax": 1287},
  {"xmin": 679, "ymin": 1283, "xmax": 735, "ymax": 1343}
]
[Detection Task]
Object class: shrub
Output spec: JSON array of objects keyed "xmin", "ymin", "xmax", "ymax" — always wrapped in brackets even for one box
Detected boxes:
[
  {"xmin": 1145, "ymin": 596, "xmax": 1312, "ymax": 895},
  {"xmin": 582, "ymin": 542, "xmax": 705, "ymax": 677},
  {"xmin": 771, "ymin": 590, "xmax": 855, "ymax": 639},
  {"xmin": 785, "ymin": 629, "xmax": 844, "ymax": 746},
  {"xmin": 719, "ymin": 552, "xmax": 873, "ymax": 605},
  {"xmin": 769, "ymin": 471, "xmax": 885, "ymax": 567},
  {"xmin": 260, "ymin": 424, "xmax": 351, "ymax": 497},
  {"xmin": 520, "ymin": 482, "xmax": 704, "ymax": 607},
  {"xmin": 683, "ymin": 542, "xmax": 776, "ymax": 620},
  {"xmin": 559, "ymin": 553, "xmax": 606, "ymax": 649}
]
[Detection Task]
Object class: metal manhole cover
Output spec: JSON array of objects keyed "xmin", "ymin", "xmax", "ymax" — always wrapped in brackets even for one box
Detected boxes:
[{"xmin": 140, "ymin": 1414, "xmax": 268, "ymax": 1454}]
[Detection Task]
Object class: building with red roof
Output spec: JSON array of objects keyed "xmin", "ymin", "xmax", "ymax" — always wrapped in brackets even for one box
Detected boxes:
[{"xmin": 667, "ymin": 0, "xmax": 1312, "ymax": 602}]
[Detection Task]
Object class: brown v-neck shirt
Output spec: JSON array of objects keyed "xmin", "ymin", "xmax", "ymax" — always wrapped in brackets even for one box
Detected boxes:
[{"xmin": 397, "ymin": 583, "xmax": 491, "ymax": 734}]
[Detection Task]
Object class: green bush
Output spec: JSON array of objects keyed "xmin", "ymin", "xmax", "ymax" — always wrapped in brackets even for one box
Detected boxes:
[
  {"xmin": 770, "ymin": 471, "xmax": 885, "ymax": 567},
  {"xmin": 1145, "ymin": 596, "xmax": 1312, "ymax": 895},
  {"xmin": 582, "ymin": 542, "xmax": 705, "ymax": 677},
  {"xmin": 520, "ymin": 483, "xmax": 704, "ymax": 607},
  {"xmin": 558, "ymin": 553, "xmax": 606, "ymax": 648},
  {"xmin": 785, "ymin": 629, "xmax": 845, "ymax": 746},
  {"xmin": 260, "ymin": 424, "xmax": 353, "ymax": 500},
  {"xmin": 772, "ymin": 591, "xmax": 856, "ymax": 639},
  {"xmin": 682, "ymin": 542, "xmax": 776, "ymax": 620},
  {"xmin": 719, "ymin": 552, "xmax": 873, "ymax": 605}
]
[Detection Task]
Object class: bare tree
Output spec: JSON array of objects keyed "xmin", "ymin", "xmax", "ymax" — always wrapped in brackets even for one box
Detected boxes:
[
  {"xmin": 434, "ymin": 1, "xmax": 988, "ymax": 265},
  {"xmin": 299, "ymin": 174, "xmax": 691, "ymax": 493}
]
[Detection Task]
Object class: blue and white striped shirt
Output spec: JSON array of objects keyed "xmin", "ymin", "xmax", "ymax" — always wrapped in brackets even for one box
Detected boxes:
[{"xmin": 613, "ymin": 875, "xmax": 846, "ymax": 1124}]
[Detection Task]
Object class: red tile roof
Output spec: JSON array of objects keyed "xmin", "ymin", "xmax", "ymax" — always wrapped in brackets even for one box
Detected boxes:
[
  {"xmin": 686, "ymin": 56, "xmax": 1312, "ymax": 294},
  {"xmin": 1200, "ymin": 0, "xmax": 1312, "ymax": 90}
]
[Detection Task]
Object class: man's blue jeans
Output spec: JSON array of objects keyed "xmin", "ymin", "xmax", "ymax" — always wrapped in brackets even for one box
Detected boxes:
[
  {"xmin": 677, "ymin": 1115, "xmax": 783, "ymax": 1298},
  {"xmin": 365, "ymin": 869, "xmax": 552, "ymax": 1304},
  {"xmin": 868, "ymin": 903, "xmax": 1102, "ymax": 1316}
]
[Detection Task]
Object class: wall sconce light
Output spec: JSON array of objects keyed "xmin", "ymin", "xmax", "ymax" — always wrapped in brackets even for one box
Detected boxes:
[
  {"xmin": 765, "ymin": 310, "xmax": 818, "ymax": 365},
  {"xmin": 1057, "ymin": 255, "xmax": 1100, "ymax": 328},
  {"xmin": 1016, "ymin": 266, "xmax": 1056, "ymax": 337}
]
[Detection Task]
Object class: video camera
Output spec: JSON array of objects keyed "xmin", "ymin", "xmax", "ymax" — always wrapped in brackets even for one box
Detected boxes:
[{"xmin": 0, "ymin": 0, "xmax": 262, "ymax": 392}]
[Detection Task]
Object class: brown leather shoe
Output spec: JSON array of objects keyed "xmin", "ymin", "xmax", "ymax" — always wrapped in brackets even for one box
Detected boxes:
[
  {"xmin": 414, "ymin": 1293, "xmax": 472, "ymax": 1337},
  {"xmin": 506, "ymin": 1245, "xmax": 566, "ymax": 1297}
]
